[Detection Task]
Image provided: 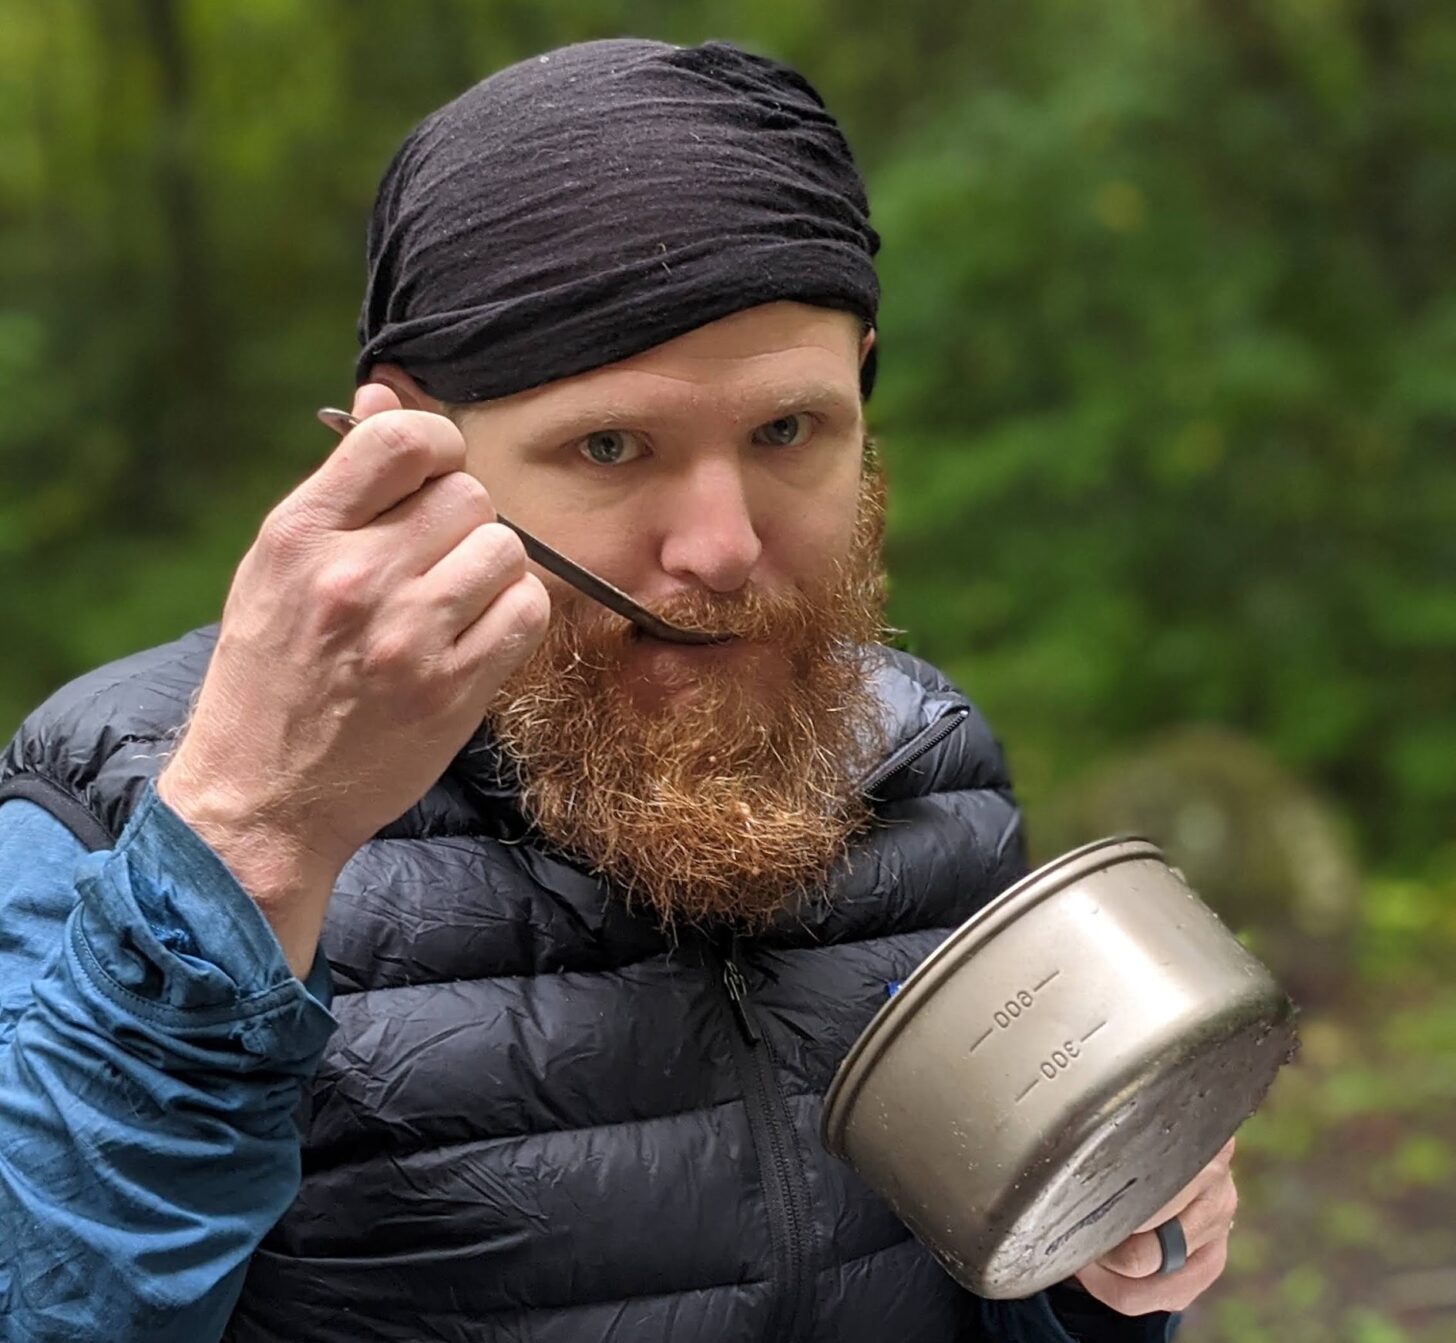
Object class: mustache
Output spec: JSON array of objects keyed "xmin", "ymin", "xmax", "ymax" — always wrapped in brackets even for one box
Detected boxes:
[
  {"xmin": 545, "ymin": 578, "xmax": 841, "ymax": 660},
  {"xmin": 563, "ymin": 550, "xmax": 886, "ymax": 652}
]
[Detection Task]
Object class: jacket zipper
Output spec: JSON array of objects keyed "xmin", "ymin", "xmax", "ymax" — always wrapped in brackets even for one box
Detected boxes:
[
  {"xmin": 858, "ymin": 704, "xmax": 969, "ymax": 797},
  {"xmin": 701, "ymin": 707, "xmax": 969, "ymax": 1335},
  {"xmin": 715, "ymin": 936, "xmax": 816, "ymax": 1340}
]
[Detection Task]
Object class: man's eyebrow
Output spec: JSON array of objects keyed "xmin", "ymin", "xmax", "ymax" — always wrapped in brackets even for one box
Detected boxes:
[
  {"xmin": 521, "ymin": 381, "xmax": 860, "ymax": 444},
  {"xmin": 751, "ymin": 381, "xmax": 860, "ymax": 420}
]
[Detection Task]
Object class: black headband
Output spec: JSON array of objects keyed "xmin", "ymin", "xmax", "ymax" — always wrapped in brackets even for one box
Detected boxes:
[{"xmin": 356, "ymin": 38, "xmax": 880, "ymax": 403}]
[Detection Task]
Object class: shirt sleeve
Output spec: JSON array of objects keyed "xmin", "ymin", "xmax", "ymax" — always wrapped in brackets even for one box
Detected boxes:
[
  {"xmin": 975, "ymin": 1281, "xmax": 1181, "ymax": 1342},
  {"xmin": 0, "ymin": 782, "xmax": 338, "ymax": 1343}
]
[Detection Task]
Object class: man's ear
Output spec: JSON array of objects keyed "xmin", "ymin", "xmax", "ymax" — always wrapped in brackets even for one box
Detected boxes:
[
  {"xmin": 363, "ymin": 362, "xmax": 447, "ymax": 414},
  {"xmin": 858, "ymin": 325, "xmax": 876, "ymax": 368}
]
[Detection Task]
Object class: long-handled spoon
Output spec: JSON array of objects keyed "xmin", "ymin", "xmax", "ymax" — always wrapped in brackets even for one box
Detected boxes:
[{"xmin": 317, "ymin": 409, "xmax": 733, "ymax": 645}]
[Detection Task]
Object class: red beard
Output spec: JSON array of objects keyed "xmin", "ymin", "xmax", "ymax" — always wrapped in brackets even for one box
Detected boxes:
[{"xmin": 485, "ymin": 464, "xmax": 892, "ymax": 929}]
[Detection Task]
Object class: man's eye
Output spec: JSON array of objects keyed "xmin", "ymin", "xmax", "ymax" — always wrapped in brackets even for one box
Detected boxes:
[
  {"xmin": 752, "ymin": 413, "xmax": 814, "ymax": 448},
  {"xmin": 578, "ymin": 429, "xmax": 645, "ymax": 466}
]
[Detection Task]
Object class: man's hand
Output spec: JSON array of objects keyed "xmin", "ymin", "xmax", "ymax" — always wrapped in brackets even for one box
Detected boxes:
[
  {"xmin": 157, "ymin": 383, "xmax": 551, "ymax": 976},
  {"xmin": 1065, "ymin": 1136, "xmax": 1238, "ymax": 1316}
]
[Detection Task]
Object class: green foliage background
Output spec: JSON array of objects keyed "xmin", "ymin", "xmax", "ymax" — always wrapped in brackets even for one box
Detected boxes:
[{"xmin": 1, "ymin": 3, "xmax": 1453, "ymax": 1338}]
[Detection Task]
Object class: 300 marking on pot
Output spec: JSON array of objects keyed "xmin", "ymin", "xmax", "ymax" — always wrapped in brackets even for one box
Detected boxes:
[
  {"xmin": 1038, "ymin": 1039, "xmax": 1082, "ymax": 1079},
  {"xmin": 1014, "ymin": 1020, "xmax": 1109, "ymax": 1103}
]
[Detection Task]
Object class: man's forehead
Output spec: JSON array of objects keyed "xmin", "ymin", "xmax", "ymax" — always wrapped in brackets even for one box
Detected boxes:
[{"xmin": 466, "ymin": 303, "xmax": 865, "ymax": 430}]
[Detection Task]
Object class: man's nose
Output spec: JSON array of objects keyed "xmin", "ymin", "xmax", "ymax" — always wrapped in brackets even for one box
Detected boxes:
[{"xmin": 656, "ymin": 459, "xmax": 764, "ymax": 593}]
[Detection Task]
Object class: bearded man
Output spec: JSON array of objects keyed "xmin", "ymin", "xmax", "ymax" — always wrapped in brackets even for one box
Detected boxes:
[{"xmin": 0, "ymin": 38, "xmax": 1236, "ymax": 1343}]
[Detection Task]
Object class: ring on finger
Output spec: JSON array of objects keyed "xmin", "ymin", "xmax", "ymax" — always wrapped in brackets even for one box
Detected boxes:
[{"xmin": 1154, "ymin": 1217, "xmax": 1187, "ymax": 1276}]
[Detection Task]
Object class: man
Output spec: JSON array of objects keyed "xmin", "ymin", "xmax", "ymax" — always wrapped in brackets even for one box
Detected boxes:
[{"xmin": 0, "ymin": 38, "xmax": 1236, "ymax": 1343}]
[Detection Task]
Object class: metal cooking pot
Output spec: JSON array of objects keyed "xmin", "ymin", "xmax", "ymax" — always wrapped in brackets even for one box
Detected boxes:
[{"xmin": 821, "ymin": 836, "xmax": 1300, "ymax": 1300}]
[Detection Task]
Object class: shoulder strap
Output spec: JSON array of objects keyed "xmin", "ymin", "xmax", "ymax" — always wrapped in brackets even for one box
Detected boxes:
[{"xmin": 0, "ymin": 773, "xmax": 116, "ymax": 852}]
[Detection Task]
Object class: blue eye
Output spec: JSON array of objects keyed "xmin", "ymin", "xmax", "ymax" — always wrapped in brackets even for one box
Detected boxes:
[
  {"xmin": 579, "ymin": 429, "xmax": 645, "ymax": 465},
  {"xmin": 753, "ymin": 413, "xmax": 814, "ymax": 448}
]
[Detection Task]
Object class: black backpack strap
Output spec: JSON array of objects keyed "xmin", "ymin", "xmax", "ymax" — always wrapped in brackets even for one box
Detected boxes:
[{"xmin": 0, "ymin": 773, "xmax": 116, "ymax": 852}]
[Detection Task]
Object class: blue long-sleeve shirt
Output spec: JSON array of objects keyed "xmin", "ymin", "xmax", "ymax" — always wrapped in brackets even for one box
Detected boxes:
[
  {"xmin": 0, "ymin": 786, "xmax": 337, "ymax": 1340},
  {"xmin": 0, "ymin": 784, "xmax": 1175, "ymax": 1343}
]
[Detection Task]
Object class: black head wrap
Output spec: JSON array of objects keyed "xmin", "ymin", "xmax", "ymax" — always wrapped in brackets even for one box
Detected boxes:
[{"xmin": 356, "ymin": 38, "xmax": 880, "ymax": 403}]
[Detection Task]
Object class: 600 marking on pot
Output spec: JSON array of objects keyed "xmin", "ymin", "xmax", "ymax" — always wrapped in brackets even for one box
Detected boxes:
[
  {"xmin": 994, "ymin": 990, "xmax": 1035, "ymax": 1030},
  {"xmin": 968, "ymin": 969, "xmax": 1061, "ymax": 1054}
]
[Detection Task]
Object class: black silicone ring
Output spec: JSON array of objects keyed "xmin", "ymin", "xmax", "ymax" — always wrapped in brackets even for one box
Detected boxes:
[{"xmin": 1154, "ymin": 1217, "xmax": 1187, "ymax": 1275}]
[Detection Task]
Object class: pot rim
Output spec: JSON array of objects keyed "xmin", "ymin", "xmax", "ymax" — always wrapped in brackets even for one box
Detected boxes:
[{"xmin": 821, "ymin": 833, "xmax": 1164, "ymax": 1156}]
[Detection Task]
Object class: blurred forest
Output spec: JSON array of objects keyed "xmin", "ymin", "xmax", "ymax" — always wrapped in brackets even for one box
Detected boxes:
[{"xmin": 1, "ymin": 2, "xmax": 1453, "ymax": 1339}]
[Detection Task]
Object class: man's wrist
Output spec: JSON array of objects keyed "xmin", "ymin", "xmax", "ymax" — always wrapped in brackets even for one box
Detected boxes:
[
  {"xmin": 1042, "ymin": 1278, "xmax": 1180, "ymax": 1342},
  {"xmin": 155, "ymin": 767, "xmax": 339, "ymax": 977}
]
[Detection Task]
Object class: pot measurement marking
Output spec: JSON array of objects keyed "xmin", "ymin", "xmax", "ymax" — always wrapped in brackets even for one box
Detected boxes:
[
  {"xmin": 1012, "ymin": 1019, "xmax": 1109, "ymax": 1103},
  {"xmin": 1013, "ymin": 1048, "xmax": 1078, "ymax": 1103},
  {"xmin": 969, "ymin": 970, "xmax": 1062, "ymax": 1055}
]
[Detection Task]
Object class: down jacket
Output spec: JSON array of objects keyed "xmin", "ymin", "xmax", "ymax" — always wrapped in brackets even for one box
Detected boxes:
[{"xmin": 0, "ymin": 625, "xmax": 1147, "ymax": 1342}]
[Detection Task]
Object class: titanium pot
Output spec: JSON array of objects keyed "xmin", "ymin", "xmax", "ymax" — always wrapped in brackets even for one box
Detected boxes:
[{"xmin": 820, "ymin": 836, "xmax": 1300, "ymax": 1300}]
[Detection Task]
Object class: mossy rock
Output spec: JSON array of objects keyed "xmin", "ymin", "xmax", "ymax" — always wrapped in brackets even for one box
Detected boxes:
[{"xmin": 1034, "ymin": 727, "xmax": 1360, "ymax": 1005}]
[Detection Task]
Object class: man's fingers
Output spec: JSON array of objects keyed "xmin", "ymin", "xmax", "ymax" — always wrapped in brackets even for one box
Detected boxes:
[
  {"xmin": 416, "ymin": 522, "xmax": 530, "ymax": 631},
  {"xmin": 371, "ymin": 470, "xmax": 499, "ymax": 576},
  {"xmin": 1133, "ymin": 1137, "xmax": 1235, "ymax": 1235},
  {"xmin": 1095, "ymin": 1169, "xmax": 1238, "ymax": 1280},
  {"xmin": 453, "ymin": 570, "xmax": 551, "ymax": 699},
  {"xmin": 298, "ymin": 407, "xmax": 467, "ymax": 531},
  {"xmin": 1096, "ymin": 1192, "xmax": 1211, "ymax": 1278},
  {"xmin": 1075, "ymin": 1236, "xmax": 1227, "ymax": 1314}
]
